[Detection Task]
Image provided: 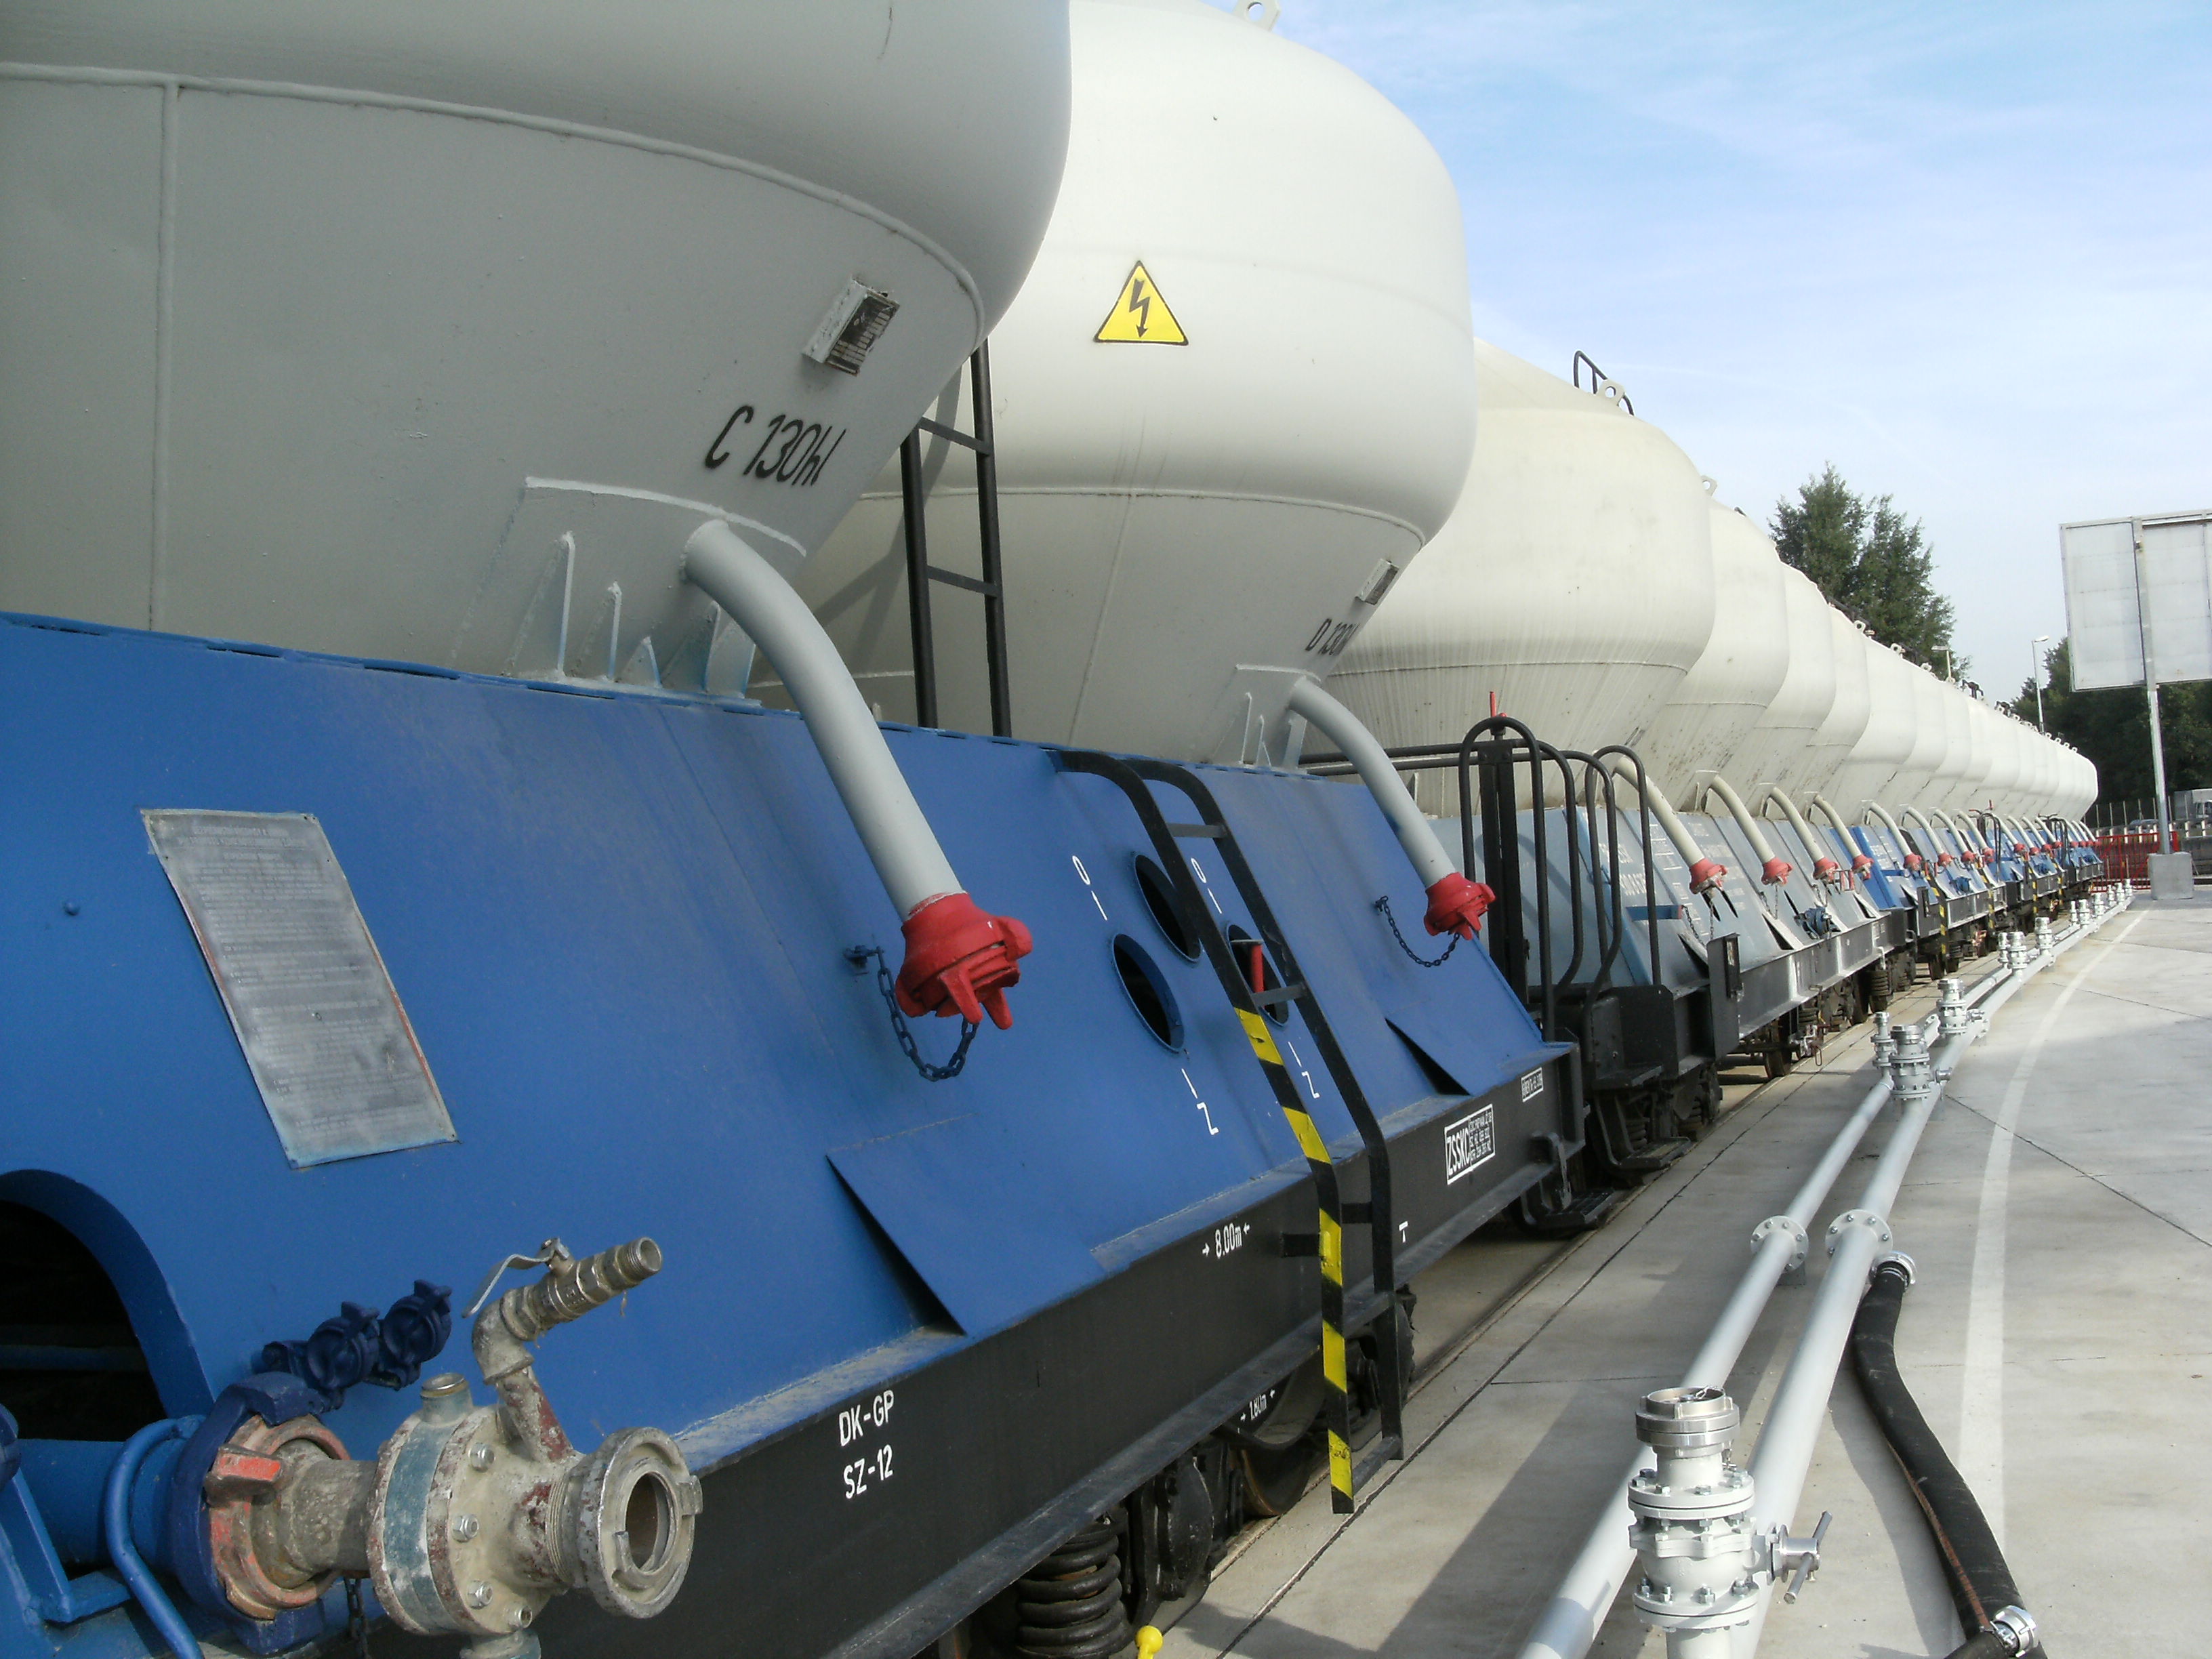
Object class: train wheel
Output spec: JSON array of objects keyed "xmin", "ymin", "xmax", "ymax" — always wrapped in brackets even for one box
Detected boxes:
[{"xmin": 1237, "ymin": 1440, "xmax": 1324, "ymax": 1517}]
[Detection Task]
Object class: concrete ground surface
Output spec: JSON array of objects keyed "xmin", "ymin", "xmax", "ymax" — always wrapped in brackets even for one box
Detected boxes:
[{"xmin": 1161, "ymin": 895, "xmax": 2205, "ymax": 1658}]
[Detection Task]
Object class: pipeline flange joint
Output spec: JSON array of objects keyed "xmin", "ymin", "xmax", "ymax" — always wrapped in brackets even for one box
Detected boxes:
[
  {"xmin": 1825, "ymin": 1208, "xmax": 1893, "ymax": 1254},
  {"xmin": 1937, "ymin": 977, "xmax": 1972, "ymax": 1037},
  {"xmin": 1748, "ymin": 1215, "xmax": 1809, "ymax": 1275}
]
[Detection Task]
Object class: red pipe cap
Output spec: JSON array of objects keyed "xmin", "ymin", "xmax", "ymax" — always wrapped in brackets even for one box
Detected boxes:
[
  {"xmin": 1689, "ymin": 857, "xmax": 1727, "ymax": 894},
  {"xmin": 1904, "ymin": 854, "xmax": 1924, "ymax": 872},
  {"xmin": 1422, "ymin": 872, "xmax": 1495, "ymax": 939},
  {"xmin": 1761, "ymin": 857, "xmax": 1793, "ymax": 886},
  {"xmin": 1813, "ymin": 857, "xmax": 1842, "ymax": 882},
  {"xmin": 1851, "ymin": 854, "xmax": 1875, "ymax": 876},
  {"xmin": 895, "ymin": 892, "xmax": 1033, "ymax": 1030}
]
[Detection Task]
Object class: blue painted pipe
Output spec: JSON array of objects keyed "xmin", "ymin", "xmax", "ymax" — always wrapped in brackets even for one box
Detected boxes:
[{"xmin": 101, "ymin": 1420, "xmax": 201, "ymax": 1659}]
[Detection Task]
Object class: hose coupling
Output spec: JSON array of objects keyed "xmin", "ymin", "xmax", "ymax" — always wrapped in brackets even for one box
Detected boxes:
[
  {"xmin": 1626, "ymin": 1389, "xmax": 1762, "ymax": 1637},
  {"xmin": 1871, "ymin": 1010, "xmax": 1895, "ymax": 1069},
  {"xmin": 1986, "ymin": 1605, "xmax": 2039, "ymax": 1654},
  {"xmin": 365, "ymin": 1239, "xmax": 700, "ymax": 1654},
  {"xmin": 495, "ymin": 1238, "xmax": 662, "ymax": 1345}
]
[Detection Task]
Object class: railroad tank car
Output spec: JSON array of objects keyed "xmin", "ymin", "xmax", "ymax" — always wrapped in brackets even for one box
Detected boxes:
[
  {"xmin": 1634, "ymin": 501, "xmax": 1790, "ymax": 798},
  {"xmin": 1948, "ymin": 698, "xmax": 1996, "ymax": 816},
  {"xmin": 2010, "ymin": 724, "xmax": 2045, "ymax": 817},
  {"xmin": 2067, "ymin": 747, "xmax": 2098, "ymax": 816},
  {"xmin": 0, "ymin": 12, "xmax": 1597, "ymax": 1659},
  {"xmin": 1980, "ymin": 713, "xmax": 2024, "ymax": 818},
  {"xmin": 1882, "ymin": 660, "xmax": 1950, "ymax": 811},
  {"xmin": 1328, "ymin": 346, "xmax": 1716, "ymax": 808},
  {"xmin": 1824, "ymin": 643, "xmax": 1919, "ymax": 816},
  {"xmin": 1927, "ymin": 680, "xmax": 1973, "ymax": 811},
  {"xmin": 783, "ymin": 0, "xmax": 1476, "ymax": 765},
  {"xmin": 1793, "ymin": 609, "xmax": 1872, "ymax": 802},
  {"xmin": 1724, "ymin": 566, "xmax": 1837, "ymax": 803},
  {"xmin": 0, "ymin": 1, "xmax": 1068, "ymax": 685}
]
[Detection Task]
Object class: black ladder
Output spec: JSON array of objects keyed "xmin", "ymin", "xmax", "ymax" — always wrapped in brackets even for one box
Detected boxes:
[
  {"xmin": 900, "ymin": 342, "xmax": 1012, "ymax": 737},
  {"xmin": 1055, "ymin": 748, "xmax": 1406, "ymax": 1513}
]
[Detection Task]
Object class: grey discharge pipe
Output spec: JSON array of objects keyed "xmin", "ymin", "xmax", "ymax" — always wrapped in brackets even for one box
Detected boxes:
[
  {"xmin": 1287, "ymin": 678, "xmax": 1495, "ymax": 940},
  {"xmin": 685, "ymin": 520, "xmax": 1031, "ymax": 1029}
]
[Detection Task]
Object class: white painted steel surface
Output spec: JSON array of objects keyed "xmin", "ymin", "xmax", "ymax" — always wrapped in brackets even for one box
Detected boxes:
[
  {"xmin": 1636, "ymin": 501, "xmax": 1790, "ymax": 798},
  {"xmin": 1727, "ymin": 567, "xmax": 1837, "ymax": 802},
  {"xmin": 0, "ymin": 1, "xmax": 1070, "ymax": 678},
  {"xmin": 1891, "ymin": 663, "xmax": 1953, "ymax": 812},
  {"xmin": 1826, "ymin": 643, "xmax": 1918, "ymax": 816},
  {"xmin": 1982, "ymin": 714, "xmax": 2024, "ymax": 817},
  {"xmin": 1930, "ymin": 678, "xmax": 1974, "ymax": 810},
  {"xmin": 1952, "ymin": 698, "xmax": 1997, "ymax": 814},
  {"xmin": 1332, "ymin": 342, "xmax": 1715, "ymax": 807},
  {"xmin": 790, "ymin": 0, "xmax": 1475, "ymax": 762},
  {"xmin": 1794, "ymin": 609, "xmax": 1871, "ymax": 801}
]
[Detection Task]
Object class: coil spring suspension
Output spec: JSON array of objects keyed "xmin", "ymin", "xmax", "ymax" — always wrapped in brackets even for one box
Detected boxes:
[{"xmin": 1010, "ymin": 1515, "xmax": 1131, "ymax": 1658}]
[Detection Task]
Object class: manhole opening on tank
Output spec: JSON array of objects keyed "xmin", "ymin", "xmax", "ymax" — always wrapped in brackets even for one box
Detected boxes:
[
  {"xmin": 1112, "ymin": 934, "xmax": 1184, "ymax": 1050},
  {"xmin": 1133, "ymin": 853, "xmax": 1202, "ymax": 960},
  {"xmin": 1226, "ymin": 927, "xmax": 1289, "ymax": 1024}
]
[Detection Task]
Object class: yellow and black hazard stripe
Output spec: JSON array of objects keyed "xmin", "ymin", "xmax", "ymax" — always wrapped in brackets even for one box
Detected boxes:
[{"xmin": 1237, "ymin": 1008, "xmax": 1356, "ymax": 1513}]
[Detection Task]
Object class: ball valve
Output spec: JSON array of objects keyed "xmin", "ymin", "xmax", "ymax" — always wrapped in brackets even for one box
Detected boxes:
[{"xmin": 200, "ymin": 1238, "xmax": 698, "ymax": 1657}]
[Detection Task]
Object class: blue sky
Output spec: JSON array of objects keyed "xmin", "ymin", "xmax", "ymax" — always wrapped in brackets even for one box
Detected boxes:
[{"xmin": 1271, "ymin": 1, "xmax": 2212, "ymax": 697}]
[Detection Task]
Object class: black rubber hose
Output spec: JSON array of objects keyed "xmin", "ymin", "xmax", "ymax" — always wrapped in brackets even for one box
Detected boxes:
[{"xmin": 1850, "ymin": 1258, "xmax": 2046, "ymax": 1657}]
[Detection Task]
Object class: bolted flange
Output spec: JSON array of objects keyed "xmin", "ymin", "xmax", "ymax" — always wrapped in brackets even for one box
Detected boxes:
[
  {"xmin": 1826, "ymin": 1208, "xmax": 1894, "ymax": 1253},
  {"xmin": 1749, "ymin": 1214, "xmax": 1809, "ymax": 1276}
]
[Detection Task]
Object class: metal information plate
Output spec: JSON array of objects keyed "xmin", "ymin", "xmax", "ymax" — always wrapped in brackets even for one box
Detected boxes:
[{"xmin": 144, "ymin": 810, "xmax": 455, "ymax": 1168}]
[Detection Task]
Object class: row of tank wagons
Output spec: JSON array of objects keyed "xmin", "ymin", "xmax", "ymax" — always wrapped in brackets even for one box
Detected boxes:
[{"xmin": 0, "ymin": 2, "xmax": 2106, "ymax": 1655}]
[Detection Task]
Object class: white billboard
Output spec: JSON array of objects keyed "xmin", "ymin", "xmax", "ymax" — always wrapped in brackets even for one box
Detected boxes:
[{"xmin": 2061, "ymin": 510, "xmax": 2212, "ymax": 691}]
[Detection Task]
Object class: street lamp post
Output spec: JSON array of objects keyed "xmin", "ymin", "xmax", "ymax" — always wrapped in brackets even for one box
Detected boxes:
[{"xmin": 2031, "ymin": 634, "xmax": 2050, "ymax": 730}]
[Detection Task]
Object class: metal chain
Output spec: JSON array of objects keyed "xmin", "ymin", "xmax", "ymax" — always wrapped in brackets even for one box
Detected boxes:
[
  {"xmin": 1374, "ymin": 895, "xmax": 1458, "ymax": 967},
  {"xmin": 344, "ymin": 1577, "xmax": 372, "ymax": 1659},
  {"xmin": 850, "ymin": 946, "xmax": 979, "ymax": 1081}
]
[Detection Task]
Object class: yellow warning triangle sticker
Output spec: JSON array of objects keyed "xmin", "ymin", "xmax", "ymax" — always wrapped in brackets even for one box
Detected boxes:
[{"xmin": 1094, "ymin": 262, "xmax": 1187, "ymax": 345}]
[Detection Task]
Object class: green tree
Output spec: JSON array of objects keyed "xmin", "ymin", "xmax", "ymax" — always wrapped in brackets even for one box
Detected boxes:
[
  {"xmin": 2007, "ymin": 639, "xmax": 2212, "ymax": 818},
  {"xmin": 1771, "ymin": 465, "xmax": 1961, "ymax": 672}
]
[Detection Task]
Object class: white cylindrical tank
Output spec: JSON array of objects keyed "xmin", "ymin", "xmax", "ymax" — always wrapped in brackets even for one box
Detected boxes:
[
  {"xmin": 0, "ymin": 2, "xmax": 1070, "ymax": 681},
  {"xmin": 1982, "ymin": 713, "xmax": 2024, "ymax": 818},
  {"xmin": 1331, "ymin": 343, "xmax": 1716, "ymax": 804},
  {"xmin": 1635, "ymin": 501, "xmax": 1791, "ymax": 798},
  {"xmin": 1795, "ymin": 609, "xmax": 1871, "ymax": 800},
  {"xmin": 1725, "ymin": 567, "xmax": 1837, "ymax": 801},
  {"xmin": 2029, "ymin": 735, "xmax": 2060, "ymax": 815},
  {"xmin": 1949, "ymin": 697, "xmax": 1996, "ymax": 815},
  {"xmin": 2071, "ymin": 747, "xmax": 2100, "ymax": 817},
  {"xmin": 1929, "ymin": 681, "xmax": 1974, "ymax": 810},
  {"xmin": 1825, "ymin": 642, "xmax": 1917, "ymax": 815},
  {"xmin": 791, "ymin": 0, "xmax": 1475, "ymax": 762},
  {"xmin": 1889, "ymin": 663, "xmax": 1952, "ymax": 809}
]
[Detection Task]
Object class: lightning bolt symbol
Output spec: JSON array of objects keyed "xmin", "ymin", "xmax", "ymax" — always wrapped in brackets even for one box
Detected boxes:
[{"xmin": 1130, "ymin": 277, "xmax": 1151, "ymax": 337}]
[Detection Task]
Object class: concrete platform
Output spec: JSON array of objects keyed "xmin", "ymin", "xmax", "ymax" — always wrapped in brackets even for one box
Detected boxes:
[{"xmin": 1164, "ymin": 899, "xmax": 2203, "ymax": 1657}]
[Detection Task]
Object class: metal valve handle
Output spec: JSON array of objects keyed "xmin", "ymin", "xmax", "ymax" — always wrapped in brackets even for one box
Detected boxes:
[{"xmin": 1778, "ymin": 1511, "xmax": 1832, "ymax": 1603}]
